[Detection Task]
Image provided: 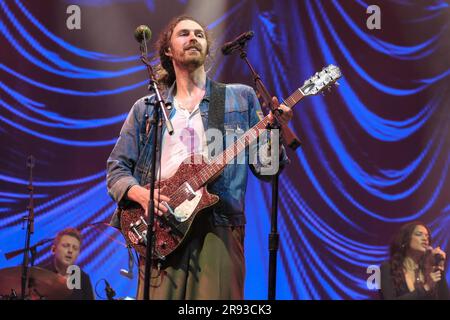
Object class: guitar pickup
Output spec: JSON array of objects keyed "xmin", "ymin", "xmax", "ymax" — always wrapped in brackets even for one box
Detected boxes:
[{"xmin": 184, "ymin": 183, "xmax": 197, "ymax": 200}]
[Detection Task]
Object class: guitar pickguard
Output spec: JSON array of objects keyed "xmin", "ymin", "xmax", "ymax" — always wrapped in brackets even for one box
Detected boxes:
[{"xmin": 171, "ymin": 187, "xmax": 203, "ymax": 222}]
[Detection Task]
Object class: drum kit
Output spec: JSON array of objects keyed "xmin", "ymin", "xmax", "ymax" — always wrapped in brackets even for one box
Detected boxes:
[
  {"xmin": 1, "ymin": 157, "xmax": 135, "ymax": 300},
  {"xmin": 0, "ymin": 156, "xmax": 63, "ymax": 300},
  {"xmin": 0, "ymin": 266, "xmax": 71, "ymax": 300},
  {"xmin": 0, "ymin": 222, "xmax": 133, "ymax": 300}
]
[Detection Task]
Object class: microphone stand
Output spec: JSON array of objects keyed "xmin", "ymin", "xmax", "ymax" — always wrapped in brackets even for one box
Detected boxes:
[
  {"xmin": 6, "ymin": 221, "xmax": 113, "ymax": 261},
  {"xmin": 236, "ymin": 46, "xmax": 290, "ymax": 300},
  {"xmin": 21, "ymin": 155, "xmax": 35, "ymax": 300},
  {"xmin": 137, "ymin": 34, "xmax": 173, "ymax": 300},
  {"xmin": 5, "ymin": 238, "xmax": 53, "ymax": 261}
]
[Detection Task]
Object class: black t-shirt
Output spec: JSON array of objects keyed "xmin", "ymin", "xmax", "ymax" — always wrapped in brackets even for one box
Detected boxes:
[
  {"xmin": 41, "ymin": 263, "xmax": 95, "ymax": 300},
  {"xmin": 379, "ymin": 261, "xmax": 449, "ymax": 300}
]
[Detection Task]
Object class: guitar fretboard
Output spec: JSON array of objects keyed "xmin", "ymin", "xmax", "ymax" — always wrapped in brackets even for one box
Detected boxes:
[
  {"xmin": 283, "ymin": 88, "xmax": 305, "ymax": 109},
  {"xmin": 187, "ymin": 89, "xmax": 305, "ymax": 190}
]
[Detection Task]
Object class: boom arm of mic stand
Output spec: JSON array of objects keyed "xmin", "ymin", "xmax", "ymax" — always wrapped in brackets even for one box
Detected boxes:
[
  {"xmin": 140, "ymin": 55, "xmax": 174, "ymax": 135},
  {"xmin": 237, "ymin": 49, "xmax": 301, "ymax": 150},
  {"xmin": 5, "ymin": 238, "xmax": 53, "ymax": 260}
]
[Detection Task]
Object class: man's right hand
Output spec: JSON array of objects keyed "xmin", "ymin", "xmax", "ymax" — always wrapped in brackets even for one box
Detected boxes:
[{"xmin": 126, "ymin": 185, "xmax": 170, "ymax": 217}]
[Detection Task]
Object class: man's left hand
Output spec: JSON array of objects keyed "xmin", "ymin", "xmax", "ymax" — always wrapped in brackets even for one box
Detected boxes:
[{"xmin": 268, "ymin": 96, "xmax": 293, "ymax": 126}]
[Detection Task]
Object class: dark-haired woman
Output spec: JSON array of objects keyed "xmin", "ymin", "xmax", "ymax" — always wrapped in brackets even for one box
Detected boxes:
[{"xmin": 380, "ymin": 222, "xmax": 448, "ymax": 299}]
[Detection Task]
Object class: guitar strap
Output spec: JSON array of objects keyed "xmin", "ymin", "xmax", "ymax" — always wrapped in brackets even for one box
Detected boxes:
[
  {"xmin": 207, "ymin": 80, "xmax": 227, "ymax": 216},
  {"xmin": 207, "ymin": 79, "xmax": 226, "ymax": 148}
]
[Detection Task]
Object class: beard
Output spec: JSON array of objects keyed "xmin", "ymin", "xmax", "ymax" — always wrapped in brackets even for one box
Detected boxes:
[
  {"xmin": 173, "ymin": 44, "xmax": 207, "ymax": 70},
  {"xmin": 181, "ymin": 52, "xmax": 206, "ymax": 70},
  {"xmin": 183, "ymin": 53, "xmax": 206, "ymax": 69}
]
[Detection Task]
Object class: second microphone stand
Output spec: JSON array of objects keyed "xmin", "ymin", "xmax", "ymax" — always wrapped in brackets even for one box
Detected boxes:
[
  {"xmin": 237, "ymin": 46, "xmax": 292, "ymax": 300},
  {"xmin": 20, "ymin": 155, "xmax": 36, "ymax": 300}
]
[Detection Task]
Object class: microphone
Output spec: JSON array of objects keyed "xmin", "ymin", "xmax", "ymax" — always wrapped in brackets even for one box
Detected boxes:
[
  {"xmin": 221, "ymin": 31, "xmax": 254, "ymax": 55},
  {"xmin": 120, "ymin": 246, "xmax": 134, "ymax": 279},
  {"xmin": 134, "ymin": 25, "xmax": 152, "ymax": 57},
  {"xmin": 134, "ymin": 25, "xmax": 152, "ymax": 43},
  {"xmin": 426, "ymin": 246, "xmax": 445, "ymax": 266},
  {"xmin": 133, "ymin": 25, "xmax": 174, "ymax": 138},
  {"xmin": 104, "ymin": 280, "xmax": 116, "ymax": 300},
  {"xmin": 434, "ymin": 253, "xmax": 445, "ymax": 265}
]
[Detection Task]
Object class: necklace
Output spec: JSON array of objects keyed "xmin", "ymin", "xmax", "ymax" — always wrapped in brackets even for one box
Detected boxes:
[
  {"xmin": 414, "ymin": 268, "xmax": 421, "ymax": 282},
  {"xmin": 174, "ymin": 97, "xmax": 199, "ymax": 114}
]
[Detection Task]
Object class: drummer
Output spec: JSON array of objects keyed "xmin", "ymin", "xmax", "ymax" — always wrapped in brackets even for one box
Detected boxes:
[{"xmin": 41, "ymin": 227, "xmax": 94, "ymax": 300}]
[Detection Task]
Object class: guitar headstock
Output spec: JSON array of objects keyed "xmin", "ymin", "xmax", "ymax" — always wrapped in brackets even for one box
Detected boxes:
[{"xmin": 300, "ymin": 64, "xmax": 342, "ymax": 96}]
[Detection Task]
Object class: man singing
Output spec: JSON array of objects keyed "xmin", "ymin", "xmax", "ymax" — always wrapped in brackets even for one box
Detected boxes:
[{"xmin": 107, "ymin": 15, "xmax": 292, "ymax": 299}]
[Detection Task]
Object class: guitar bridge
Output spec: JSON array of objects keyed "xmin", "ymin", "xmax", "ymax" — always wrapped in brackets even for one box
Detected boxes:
[
  {"xmin": 127, "ymin": 217, "xmax": 168, "ymax": 261},
  {"xmin": 128, "ymin": 216, "xmax": 148, "ymax": 245}
]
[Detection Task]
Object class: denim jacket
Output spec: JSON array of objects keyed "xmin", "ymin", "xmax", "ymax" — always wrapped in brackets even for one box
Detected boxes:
[{"xmin": 106, "ymin": 78, "xmax": 289, "ymax": 227}]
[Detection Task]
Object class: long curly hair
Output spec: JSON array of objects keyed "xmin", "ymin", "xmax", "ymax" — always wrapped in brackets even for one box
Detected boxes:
[
  {"xmin": 389, "ymin": 221, "xmax": 431, "ymax": 294},
  {"xmin": 155, "ymin": 15, "xmax": 212, "ymax": 89}
]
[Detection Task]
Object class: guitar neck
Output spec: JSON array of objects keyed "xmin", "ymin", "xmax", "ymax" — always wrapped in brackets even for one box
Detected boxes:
[
  {"xmin": 282, "ymin": 88, "xmax": 305, "ymax": 109},
  {"xmin": 187, "ymin": 89, "xmax": 305, "ymax": 190}
]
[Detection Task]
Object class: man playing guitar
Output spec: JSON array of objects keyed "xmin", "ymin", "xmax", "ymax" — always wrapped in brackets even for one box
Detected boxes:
[{"xmin": 106, "ymin": 15, "xmax": 292, "ymax": 300}]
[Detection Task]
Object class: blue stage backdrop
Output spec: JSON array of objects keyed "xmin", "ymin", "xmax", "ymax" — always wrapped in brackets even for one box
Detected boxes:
[{"xmin": 0, "ymin": 0, "xmax": 449, "ymax": 299}]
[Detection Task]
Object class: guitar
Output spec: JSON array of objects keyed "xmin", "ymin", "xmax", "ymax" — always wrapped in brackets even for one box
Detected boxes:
[{"xmin": 120, "ymin": 64, "xmax": 342, "ymax": 260}]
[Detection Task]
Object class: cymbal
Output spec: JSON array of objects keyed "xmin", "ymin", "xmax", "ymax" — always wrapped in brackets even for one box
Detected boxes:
[{"xmin": 0, "ymin": 266, "xmax": 72, "ymax": 300}]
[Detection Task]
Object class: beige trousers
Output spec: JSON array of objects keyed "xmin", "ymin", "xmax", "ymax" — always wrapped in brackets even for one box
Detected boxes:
[{"xmin": 136, "ymin": 214, "xmax": 245, "ymax": 300}]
